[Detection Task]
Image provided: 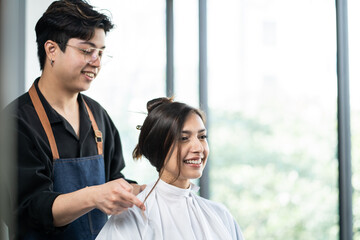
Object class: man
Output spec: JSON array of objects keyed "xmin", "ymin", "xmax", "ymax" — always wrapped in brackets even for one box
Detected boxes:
[{"xmin": 5, "ymin": 0, "xmax": 145, "ymax": 239}]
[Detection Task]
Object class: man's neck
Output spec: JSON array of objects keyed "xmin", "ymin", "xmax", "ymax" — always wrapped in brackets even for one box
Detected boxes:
[
  {"xmin": 38, "ymin": 74, "xmax": 81, "ymax": 137},
  {"xmin": 38, "ymin": 74, "xmax": 79, "ymax": 112}
]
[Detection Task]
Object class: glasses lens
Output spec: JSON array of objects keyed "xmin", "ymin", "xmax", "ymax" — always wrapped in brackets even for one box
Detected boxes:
[
  {"xmin": 101, "ymin": 54, "xmax": 113, "ymax": 65},
  {"xmin": 85, "ymin": 48, "xmax": 112, "ymax": 65}
]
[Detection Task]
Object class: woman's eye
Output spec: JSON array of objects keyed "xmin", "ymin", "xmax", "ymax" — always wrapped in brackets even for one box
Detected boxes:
[
  {"xmin": 181, "ymin": 136, "xmax": 188, "ymax": 141},
  {"xmin": 199, "ymin": 135, "xmax": 208, "ymax": 140}
]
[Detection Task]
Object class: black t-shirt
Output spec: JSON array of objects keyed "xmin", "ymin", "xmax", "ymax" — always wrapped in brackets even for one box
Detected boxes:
[{"xmin": 5, "ymin": 78, "xmax": 134, "ymax": 238}]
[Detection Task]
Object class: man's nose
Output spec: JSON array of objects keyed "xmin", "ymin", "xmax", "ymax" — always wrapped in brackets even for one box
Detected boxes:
[{"xmin": 88, "ymin": 52, "xmax": 101, "ymax": 66}]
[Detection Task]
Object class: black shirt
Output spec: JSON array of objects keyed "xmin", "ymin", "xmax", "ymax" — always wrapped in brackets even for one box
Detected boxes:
[{"xmin": 5, "ymin": 78, "xmax": 134, "ymax": 237}]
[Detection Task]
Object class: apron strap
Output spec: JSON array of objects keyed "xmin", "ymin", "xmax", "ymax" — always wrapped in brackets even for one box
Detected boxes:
[
  {"xmin": 83, "ymin": 101, "xmax": 103, "ymax": 156},
  {"xmin": 28, "ymin": 83, "xmax": 104, "ymax": 160},
  {"xmin": 29, "ymin": 84, "xmax": 60, "ymax": 160}
]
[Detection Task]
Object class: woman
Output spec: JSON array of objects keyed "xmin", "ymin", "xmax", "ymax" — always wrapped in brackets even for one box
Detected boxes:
[{"xmin": 96, "ymin": 97, "xmax": 244, "ymax": 240}]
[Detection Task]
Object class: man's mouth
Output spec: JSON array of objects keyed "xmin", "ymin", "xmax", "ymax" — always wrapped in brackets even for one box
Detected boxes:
[{"xmin": 83, "ymin": 71, "xmax": 96, "ymax": 79}]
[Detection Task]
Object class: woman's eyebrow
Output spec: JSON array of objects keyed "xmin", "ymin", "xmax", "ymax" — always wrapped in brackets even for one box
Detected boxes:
[{"xmin": 181, "ymin": 129, "xmax": 207, "ymax": 134}]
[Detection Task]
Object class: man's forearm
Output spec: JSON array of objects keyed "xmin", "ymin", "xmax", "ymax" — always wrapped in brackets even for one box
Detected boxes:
[{"xmin": 52, "ymin": 186, "xmax": 96, "ymax": 227}]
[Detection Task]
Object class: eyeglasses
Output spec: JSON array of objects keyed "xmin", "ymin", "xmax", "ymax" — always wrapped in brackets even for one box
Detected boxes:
[{"xmin": 66, "ymin": 44, "xmax": 113, "ymax": 65}]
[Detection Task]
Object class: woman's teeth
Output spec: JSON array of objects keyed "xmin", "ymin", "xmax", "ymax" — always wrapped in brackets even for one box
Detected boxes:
[{"xmin": 184, "ymin": 159, "xmax": 202, "ymax": 164}]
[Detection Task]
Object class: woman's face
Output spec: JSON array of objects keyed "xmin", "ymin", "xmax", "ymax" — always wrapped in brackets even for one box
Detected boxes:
[{"xmin": 161, "ymin": 112, "xmax": 209, "ymax": 189}]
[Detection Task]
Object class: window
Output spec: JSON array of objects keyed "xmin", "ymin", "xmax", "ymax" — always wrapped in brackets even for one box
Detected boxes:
[
  {"xmin": 88, "ymin": 0, "xmax": 166, "ymax": 182},
  {"xmin": 207, "ymin": 0, "xmax": 338, "ymax": 238},
  {"xmin": 349, "ymin": 0, "xmax": 360, "ymax": 238}
]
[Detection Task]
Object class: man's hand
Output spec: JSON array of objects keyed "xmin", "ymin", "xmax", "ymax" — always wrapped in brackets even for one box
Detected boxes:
[
  {"xmin": 52, "ymin": 178, "xmax": 145, "ymax": 227},
  {"xmin": 92, "ymin": 178, "xmax": 145, "ymax": 215},
  {"xmin": 131, "ymin": 183, "xmax": 147, "ymax": 195}
]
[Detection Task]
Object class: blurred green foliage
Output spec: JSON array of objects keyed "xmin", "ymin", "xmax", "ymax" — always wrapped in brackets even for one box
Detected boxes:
[
  {"xmin": 209, "ymin": 102, "xmax": 339, "ymax": 239},
  {"xmin": 351, "ymin": 110, "xmax": 360, "ymax": 239}
]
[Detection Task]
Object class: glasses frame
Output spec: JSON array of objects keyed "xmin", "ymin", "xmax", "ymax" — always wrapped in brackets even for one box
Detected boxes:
[{"xmin": 66, "ymin": 44, "xmax": 113, "ymax": 65}]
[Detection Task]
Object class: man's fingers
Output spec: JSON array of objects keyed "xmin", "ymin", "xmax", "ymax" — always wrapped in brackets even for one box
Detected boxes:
[
  {"xmin": 115, "ymin": 185, "xmax": 145, "ymax": 211},
  {"xmin": 115, "ymin": 178, "xmax": 133, "ymax": 193},
  {"xmin": 124, "ymin": 191, "xmax": 145, "ymax": 211},
  {"xmin": 103, "ymin": 179, "xmax": 145, "ymax": 211},
  {"xmin": 133, "ymin": 197, "xmax": 145, "ymax": 211},
  {"xmin": 130, "ymin": 183, "xmax": 147, "ymax": 195},
  {"xmin": 140, "ymin": 184, "xmax": 147, "ymax": 192}
]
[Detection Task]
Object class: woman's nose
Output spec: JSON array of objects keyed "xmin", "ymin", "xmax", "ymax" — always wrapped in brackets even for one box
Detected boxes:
[{"xmin": 191, "ymin": 138, "xmax": 204, "ymax": 152}]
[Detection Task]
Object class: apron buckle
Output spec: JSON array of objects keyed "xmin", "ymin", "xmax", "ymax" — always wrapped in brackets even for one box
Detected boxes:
[{"xmin": 95, "ymin": 130, "xmax": 103, "ymax": 143}]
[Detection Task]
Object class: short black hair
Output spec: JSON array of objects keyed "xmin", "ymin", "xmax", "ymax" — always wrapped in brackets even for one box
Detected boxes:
[{"xmin": 35, "ymin": 0, "xmax": 114, "ymax": 70}]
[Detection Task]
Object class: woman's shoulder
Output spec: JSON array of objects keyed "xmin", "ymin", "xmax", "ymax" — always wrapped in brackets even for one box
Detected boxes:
[
  {"xmin": 136, "ymin": 182, "xmax": 156, "ymax": 200},
  {"xmin": 193, "ymin": 194, "xmax": 231, "ymax": 214},
  {"xmin": 193, "ymin": 195, "xmax": 245, "ymax": 239}
]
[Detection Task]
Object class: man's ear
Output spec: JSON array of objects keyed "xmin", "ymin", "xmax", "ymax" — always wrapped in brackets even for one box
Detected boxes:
[{"xmin": 44, "ymin": 40, "xmax": 58, "ymax": 63}]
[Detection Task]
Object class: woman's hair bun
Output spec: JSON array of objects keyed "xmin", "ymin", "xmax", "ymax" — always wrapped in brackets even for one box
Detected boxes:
[{"xmin": 146, "ymin": 97, "xmax": 174, "ymax": 113}]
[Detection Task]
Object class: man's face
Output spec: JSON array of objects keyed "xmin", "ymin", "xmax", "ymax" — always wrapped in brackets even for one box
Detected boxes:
[{"xmin": 54, "ymin": 28, "xmax": 106, "ymax": 93}]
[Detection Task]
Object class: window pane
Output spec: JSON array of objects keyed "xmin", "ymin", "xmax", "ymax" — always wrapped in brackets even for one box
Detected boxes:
[
  {"xmin": 173, "ymin": 0, "xmax": 199, "ymax": 107},
  {"xmin": 207, "ymin": 0, "xmax": 338, "ymax": 239},
  {"xmin": 349, "ymin": 0, "xmax": 360, "ymax": 238},
  {"xmin": 85, "ymin": 0, "xmax": 166, "ymax": 183},
  {"xmin": 25, "ymin": 0, "xmax": 52, "ymax": 87}
]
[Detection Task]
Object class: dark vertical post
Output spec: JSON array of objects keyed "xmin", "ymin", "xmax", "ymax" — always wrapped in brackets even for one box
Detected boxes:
[
  {"xmin": 1, "ymin": 0, "xmax": 25, "ymax": 239},
  {"xmin": 199, "ymin": 0, "xmax": 209, "ymax": 199},
  {"xmin": 166, "ymin": 0, "xmax": 174, "ymax": 97},
  {"xmin": 336, "ymin": 0, "xmax": 353, "ymax": 239}
]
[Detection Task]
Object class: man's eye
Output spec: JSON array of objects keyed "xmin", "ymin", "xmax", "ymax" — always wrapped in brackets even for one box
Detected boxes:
[{"xmin": 81, "ymin": 48, "xmax": 93, "ymax": 55}]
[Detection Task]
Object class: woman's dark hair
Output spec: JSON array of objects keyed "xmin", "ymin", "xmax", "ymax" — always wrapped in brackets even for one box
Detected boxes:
[
  {"xmin": 35, "ymin": 0, "xmax": 114, "ymax": 70},
  {"xmin": 133, "ymin": 97, "xmax": 205, "ymax": 180}
]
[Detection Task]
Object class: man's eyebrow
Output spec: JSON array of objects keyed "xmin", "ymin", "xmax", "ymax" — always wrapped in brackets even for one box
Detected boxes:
[{"xmin": 78, "ymin": 41, "xmax": 106, "ymax": 49}]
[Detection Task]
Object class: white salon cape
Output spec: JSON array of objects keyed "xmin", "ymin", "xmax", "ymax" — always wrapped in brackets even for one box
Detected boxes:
[{"xmin": 96, "ymin": 179, "xmax": 244, "ymax": 240}]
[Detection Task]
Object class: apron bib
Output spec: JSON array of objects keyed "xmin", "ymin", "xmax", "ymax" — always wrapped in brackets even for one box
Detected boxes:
[{"xmin": 25, "ymin": 84, "xmax": 107, "ymax": 239}]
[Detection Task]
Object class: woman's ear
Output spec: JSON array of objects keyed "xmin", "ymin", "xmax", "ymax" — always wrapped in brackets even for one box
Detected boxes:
[{"xmin": 44, "ymin": 40, "xmax": 57, "ymax": 67}]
